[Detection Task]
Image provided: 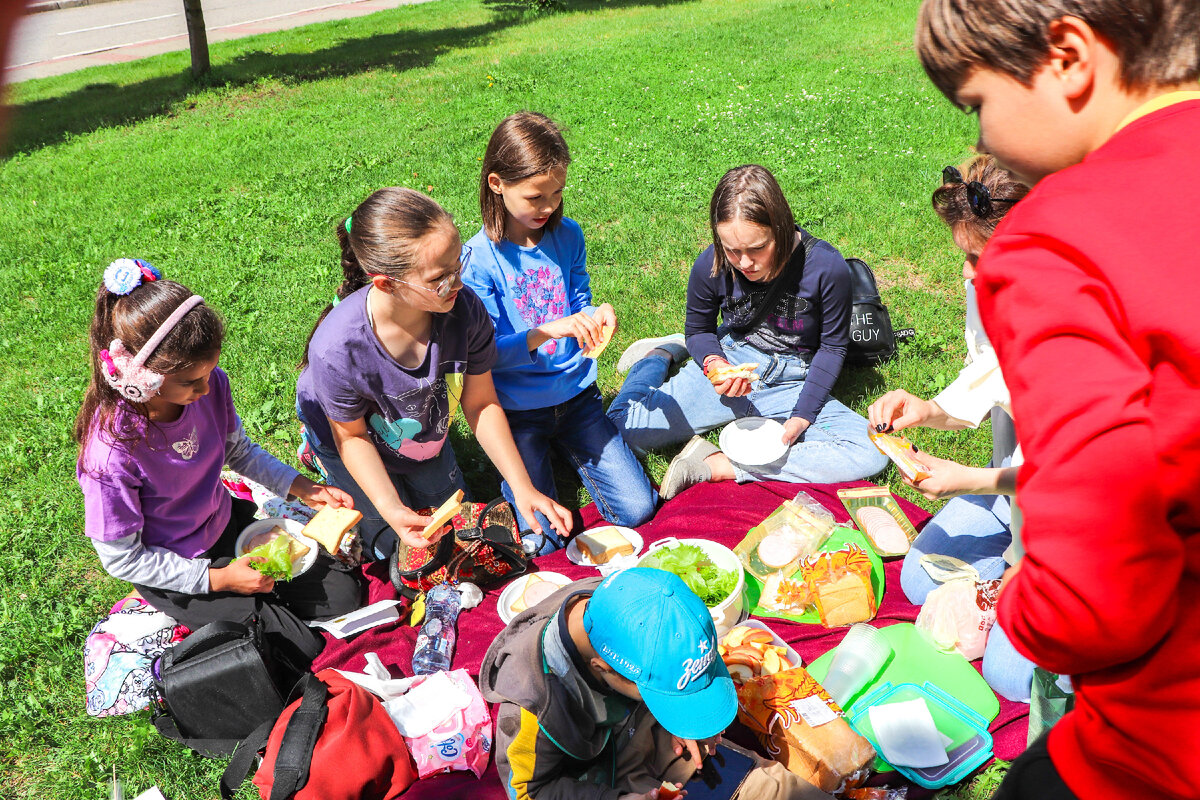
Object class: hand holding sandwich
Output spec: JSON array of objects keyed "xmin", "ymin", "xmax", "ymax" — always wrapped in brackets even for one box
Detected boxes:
[
  {"xmin": 288, "ymin": 475, "xmax": 355, "ymax": 510},
  {"xmin": 703, "ymin": 357, "xmax": 756, "ymax": 398}
]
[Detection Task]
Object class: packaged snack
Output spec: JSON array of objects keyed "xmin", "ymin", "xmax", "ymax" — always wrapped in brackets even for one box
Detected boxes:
[
  {"xmin": 736, "ymin": 665, "xmax": 876, "ymax": 793},
  {"xmin": 914, "ymin": 555, "xmax": 1000, "ymax": 660},
  {"xmin": 869, "ymin": 430, "xmax": 933, "ymax": 483},
  {"xmin": 837, "ymin": 486, "xmax": 920, "ymax": 557},
  {"xmin": 758, "ymin": 572, "xmax": 816, "ymax": 616},
  {"xmin": 800, "ymin": 546, "xmax": 877, "ymax": 627},
  {"xmin": 735, "ymin": 491, "xmax": 836, "ymax": 580}
]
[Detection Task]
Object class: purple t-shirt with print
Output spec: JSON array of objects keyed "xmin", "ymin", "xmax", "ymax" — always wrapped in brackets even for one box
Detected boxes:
[
  {"xmin": 77, "ymin": 367, "xmax": 237, "ymax": 558},
  {"xmin": 296, "ymin": 285, "xmax": 498, "ymax": 474}
]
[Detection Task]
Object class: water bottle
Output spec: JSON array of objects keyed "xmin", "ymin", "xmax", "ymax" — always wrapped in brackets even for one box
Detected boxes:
[{"xmin": 411, "ymin": 584, "xmax": 462, "ymax": 675}]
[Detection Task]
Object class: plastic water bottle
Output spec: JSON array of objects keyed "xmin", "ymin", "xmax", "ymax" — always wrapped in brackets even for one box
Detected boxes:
[{"xmin": 411, "ymin": 584, "xmax": 462, "ymax": 675}]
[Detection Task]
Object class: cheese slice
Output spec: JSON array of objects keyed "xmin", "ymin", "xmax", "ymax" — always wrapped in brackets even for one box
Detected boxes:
[
  {"xmin": 302, "ymin": 506, "xmax": 363, "ymax": 555},
  {"xmin": 582, "ymin": 324, "xmax": 616, "ymax": 359},
  {"xmin": 421, "ymin": 489, "xmax": 465, "ymax": 540}
]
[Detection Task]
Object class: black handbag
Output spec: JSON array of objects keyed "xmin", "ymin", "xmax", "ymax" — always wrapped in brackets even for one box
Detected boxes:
[{"xmin": 150, "ymin": 619, "xmax": 294, "ymax": 757}]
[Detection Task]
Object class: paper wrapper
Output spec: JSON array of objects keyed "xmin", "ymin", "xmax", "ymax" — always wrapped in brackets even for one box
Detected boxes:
[
  {"xmin": 916, "ymin": 578, "xmax": 1001, "ymax": 661},
  {"xmin": 800, "ymin": 545, "xmax": 877, "ymax": 627},
  {"xmin": 736, "ymin": 666, "xmax": 875, "ymax": 793}
]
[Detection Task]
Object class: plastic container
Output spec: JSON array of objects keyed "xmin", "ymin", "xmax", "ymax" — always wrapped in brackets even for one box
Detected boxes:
[
  {"xmin": 819, "ymin": 623, "xmax": 892, "ymax": 707},
  {"xmin": 637, "ymin": 537, "xmax": 746, "ymax": 636},
  {"xmin": 846, "ymin": 681, "xmax": 994, "ymax": 789},
  {"xmin": 411, "ymin": 584, "xmax": 462, "ymax": 675}
]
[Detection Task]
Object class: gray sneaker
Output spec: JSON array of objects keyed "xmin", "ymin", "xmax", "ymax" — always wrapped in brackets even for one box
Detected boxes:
[
  {"xmin": 616, "ymin": 333, "xmax": 688, "ymax": 374},
  {"xmin": 659, "ymin": 435, "xmax": 721, "ymax": 500}
]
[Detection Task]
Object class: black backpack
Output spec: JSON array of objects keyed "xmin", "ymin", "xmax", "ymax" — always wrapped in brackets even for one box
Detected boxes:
[{"xmin": 844, "ymin": 256, "xmax": 898, "ymax": 366}]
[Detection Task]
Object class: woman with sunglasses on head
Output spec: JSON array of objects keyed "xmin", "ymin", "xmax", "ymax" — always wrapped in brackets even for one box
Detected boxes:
[
  {"xmin": 868, "ymin": 155, "xmax": 1036, "ymax": 701},
  {"xmin": 297, "ymin": 188, "xmax": 571, "ymax": 561},
  {"xmin": 609, "ymin": 164, "xmax": 888, "ymax": 497}
]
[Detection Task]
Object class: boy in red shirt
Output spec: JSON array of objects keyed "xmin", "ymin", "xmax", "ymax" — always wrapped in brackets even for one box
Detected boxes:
[{"xmin": 915, "ymin": 2, "xmax": 1200, "ymax": 798}]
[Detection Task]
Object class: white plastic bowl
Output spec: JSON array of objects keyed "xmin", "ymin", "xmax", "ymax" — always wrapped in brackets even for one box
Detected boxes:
[{"xmin": 637, "ymin": 537, "xmax": 746, "ymax": 636}]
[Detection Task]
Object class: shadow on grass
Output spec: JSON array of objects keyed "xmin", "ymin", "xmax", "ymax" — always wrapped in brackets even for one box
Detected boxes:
[{"xmin": 5, "ymin": 0, "xmax": 696, "ymax": 157}]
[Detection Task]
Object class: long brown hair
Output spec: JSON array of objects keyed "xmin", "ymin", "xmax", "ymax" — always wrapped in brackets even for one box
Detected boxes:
[
  {"xmin": 932, "ymin": 154, "xmax": 1030, "ymax": 249},
  {"xmin": 300, "ymin": 187, "xmax": 457, "ymax": 369},
  {"xmin": 75, "ymin": 278, "xmax": 224, "ymax": 455},
  {"xmin": 708, "ymin": 165, "xmax": 797, "ymax": 279},
  {"xmin": 479, "ymin": 112, "xmax": 571, "ymax": 243}
]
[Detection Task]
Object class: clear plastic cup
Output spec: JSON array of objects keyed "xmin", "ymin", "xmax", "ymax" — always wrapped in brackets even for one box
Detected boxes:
[{"xmin": 821, "ymin": 623, "xmax": 892, "ymax": 707}]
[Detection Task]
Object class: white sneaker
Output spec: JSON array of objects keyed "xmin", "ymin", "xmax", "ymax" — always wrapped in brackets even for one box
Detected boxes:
[
  {"xmin": 659, "ymin": 435, "xmax": 720, "ymax": 500},
  {"xmin": 616, "ymin": 333, "xmax": 688, "ymax": 374}
]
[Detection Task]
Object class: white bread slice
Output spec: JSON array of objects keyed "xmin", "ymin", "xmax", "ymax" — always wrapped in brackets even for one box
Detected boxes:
[
  {"xmin": 302, "ymin": 506, "xmax": 363, "ymax": 555},
  {"xmin": 575, "ymin": 526, "xmax": 634, "ymax": 564},
  {"xmin": 707, "ymin": 362, "xmax": 760, "ymax": 385},
  {"xmin": 421, "ymin": 489, "xmax": 465, "ymax": 540}
]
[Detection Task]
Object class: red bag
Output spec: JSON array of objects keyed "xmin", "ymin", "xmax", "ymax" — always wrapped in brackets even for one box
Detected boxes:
[{"xmin": 221, "ymin": 669, "xmax": 417, "ymax": 800}]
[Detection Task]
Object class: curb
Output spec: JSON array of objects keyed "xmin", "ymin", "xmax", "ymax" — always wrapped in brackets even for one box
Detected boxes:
[{"xmin": 28, "ymin": 0, "xmax": 126, "ymax": 14}]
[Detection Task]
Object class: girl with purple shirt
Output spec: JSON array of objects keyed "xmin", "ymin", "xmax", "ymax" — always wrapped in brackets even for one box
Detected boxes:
[
  {"xmin": 76, "ymin": 260, "xmax": 362, "ymax": 668},
  {"xmin": 297, "ymin": 188, "xmax": 571, "ymax": 560}
]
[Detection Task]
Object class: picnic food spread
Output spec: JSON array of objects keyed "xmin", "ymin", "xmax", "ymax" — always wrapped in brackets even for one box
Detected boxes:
[{"xmin": 574, "ymin": 526, "xmax": 635, "ymax": 564}]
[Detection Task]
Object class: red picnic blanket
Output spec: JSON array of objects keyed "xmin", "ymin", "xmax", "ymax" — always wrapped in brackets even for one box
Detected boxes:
[{"xmin": 312, "ymin": 480, "xmax": 1030, "ymax": 799}]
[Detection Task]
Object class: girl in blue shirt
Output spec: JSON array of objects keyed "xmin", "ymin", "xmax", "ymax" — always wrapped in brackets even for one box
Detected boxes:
[{"xmin": 462, "ymin": 113, "xmax": 658, "ymax": 550}]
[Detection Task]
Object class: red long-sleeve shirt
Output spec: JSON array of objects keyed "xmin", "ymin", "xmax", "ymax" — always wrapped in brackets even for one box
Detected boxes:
[{"xmin": 977, "ymin": 96, "xmax": 1200, "ymax": 799}]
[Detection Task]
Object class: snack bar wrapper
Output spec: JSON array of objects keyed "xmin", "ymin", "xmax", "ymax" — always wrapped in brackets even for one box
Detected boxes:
[
  {"xmin": 800, "ymin": 545, "xmax": 877, "ymax": 627},
  {"xmin": 735, "ymin": 491, "xmax": 836, "ymax": 580},
  {"xmin": 736, "ymin": 665, "xmax": 875, "ymax": 794},
  {"xmin": 837, "ymin": 486, "xmax": 920, "ymax": 557},
  {"xmin": 914, "ymin": 554, "xmax": 1001, "ymax": 660},
  {"xmin": 868, "ymin": 430, "xmax": 933, "ymax": 483}
]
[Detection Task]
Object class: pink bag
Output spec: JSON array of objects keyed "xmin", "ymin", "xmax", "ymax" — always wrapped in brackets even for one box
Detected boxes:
[{"xmin": 403, "ymin": 669, "xmax": 492, "ymax": 779}]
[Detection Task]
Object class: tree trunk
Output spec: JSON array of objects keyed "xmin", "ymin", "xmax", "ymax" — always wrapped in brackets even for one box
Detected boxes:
[{"xmin": 182, "ymin": 0, "xmax": 210, "ymax": 79}]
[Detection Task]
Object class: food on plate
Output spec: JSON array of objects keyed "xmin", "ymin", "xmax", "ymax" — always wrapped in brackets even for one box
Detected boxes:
[
  {"xmin": 244, "ymin": 525, "xmax": 287, "ymax": 553},
  {"xmin": 641, "ymin": 544, "xmax": 739, "ymax": 608},
  {"xmin": 420, "ymin": 489, "xmax": 465, "ymax": 540},
  {"xmin": 303, "ymin": 506, "xmax": 364, "ymax": 555},
  {"xmin": 868, "ymin": 430, "xmax": 932, "ymax": 483},
  {"xmin": 574, "ymin": 526, "xmax": 635, "ymax": 564},
  {"xmin": 244, "ymin": 533, "xmax": 308, "ymax": 581},
  {"xmin": 757, "ymin": 532, "xmax": 804, "ymax": 569},
  {"xmin": 837, "ymin": 486, "xmax": 919, "ymax": 557},
  {"xmin": 582, "ymin": 324, "xmax": 616, "ymax": 359},
  {"xmin": 718, "ymin": 624, "xmax": 797, "ymax": 683},
  {"xmin": 510, "ymin": 575, "xmax": 561, "ymax": 614},
  {"xmin": 759, "ymin": 572, "xmax": 816, "ymax": 614},
  {"xmin": 657, "ymin": 781, "xmax": 682, "ymax": 800},
  {"xmin": 802, "ymin": 546, "xmax": 877, "ymax": 628},
  {"xmin": 736, "ymin": 666, "xmax": 876, "ymax": 793},
  {"xmin": 707, "ymin": 362, "xmax": 761, "ymax": 385}
]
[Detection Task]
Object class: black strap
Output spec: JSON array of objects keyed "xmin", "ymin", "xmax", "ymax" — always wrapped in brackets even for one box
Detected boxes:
[
  {"xmin": 218, "ymin": 674, "xmax": 329, "ymax": 800},
  {"xmin": 171, "ymin": 620, "xmax": 251, "ymax": 663},
  {"xmin": 728, "ymin": 229, "xmax": 815, "ymax": 335},
  {"xmin": 153, "ymin": 709, "xmax": 243, "ymax": 758}
]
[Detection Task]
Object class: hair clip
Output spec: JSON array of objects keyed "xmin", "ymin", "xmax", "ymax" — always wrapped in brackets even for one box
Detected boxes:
[
  {"xmin": 103, "ymin": 258, "xmax": 161, "ymax": 295},
  {"xmin": 344, "ymin": 218, "xmax": 352, "ymax": 234},
  {"xmin": 98, "ymin": 349, "xmax": 118, "ymax": 378}
]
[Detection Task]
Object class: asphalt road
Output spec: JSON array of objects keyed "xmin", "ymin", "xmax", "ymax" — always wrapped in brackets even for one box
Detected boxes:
[{"xmin": 7, "ymin": 0, "xmax": 433, "ymax": 82}]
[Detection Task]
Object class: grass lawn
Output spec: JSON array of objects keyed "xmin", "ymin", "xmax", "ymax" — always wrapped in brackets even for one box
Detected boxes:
[{"xmin": 0, "ymin": 0, "xmax": 999, "ymax": 796}]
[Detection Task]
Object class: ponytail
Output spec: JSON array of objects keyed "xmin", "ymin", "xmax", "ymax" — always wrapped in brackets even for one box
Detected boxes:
[{"xmin": 299, "ymin": 217, "xmax": 368, "ymax": 370}]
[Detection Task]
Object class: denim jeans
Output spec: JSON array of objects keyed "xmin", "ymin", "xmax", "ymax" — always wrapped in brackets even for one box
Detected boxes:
[
  {"xmin": 502, "ymin": 384, "xmax": 658, "ymax": 554},
  {"xmin": 310, "ymin": 439, "xmax": 466, "ymax": 561},
  {"xmin": 608, "ymin": 336, "xmax": 887, "ymax": 484}
]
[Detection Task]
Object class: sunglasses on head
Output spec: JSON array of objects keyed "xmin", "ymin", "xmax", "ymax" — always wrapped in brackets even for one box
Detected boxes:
[{"xmin": 942, "ymin": 166, "xmax": 1019, "ymax": 218}]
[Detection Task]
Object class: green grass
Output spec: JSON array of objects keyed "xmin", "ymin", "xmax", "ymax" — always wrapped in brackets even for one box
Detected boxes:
[{"xmin": 0, "ymin": 0, "xmax": 993, "ymax": 796}]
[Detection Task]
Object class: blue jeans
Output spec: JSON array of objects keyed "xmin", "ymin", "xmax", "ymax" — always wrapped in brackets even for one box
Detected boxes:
[
  {"xmin": 608, "ymin": 336, "xmax": 887, "ymax": 484},
  {"xmin": 502, "ymin": 384, "xmax": 658, "ymax": 554},
  {"xmin": 983, "ymin": 622, "xmax": 1036, "ymax": 703},
  {"xmin": 310, "ymin": 438, "xmax": 466, "ymax": 561},
  {"xmin": 900, "ymin": 493, "xmax": 1014, "ymax": 604}
]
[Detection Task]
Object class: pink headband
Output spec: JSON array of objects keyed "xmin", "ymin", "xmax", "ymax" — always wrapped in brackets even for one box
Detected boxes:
[{"xmin": 101, "ymin": 295, "xmax": 205, "ymax": 403}]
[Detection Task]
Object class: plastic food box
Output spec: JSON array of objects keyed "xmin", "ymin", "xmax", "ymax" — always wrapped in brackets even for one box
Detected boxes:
[{"xmin": 845, "ymin": 681, "xmax": 994, "ymax": 789}]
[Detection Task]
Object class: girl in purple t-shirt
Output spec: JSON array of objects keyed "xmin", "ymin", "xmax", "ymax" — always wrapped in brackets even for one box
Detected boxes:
[
  {"xmin": 76, "ymin": 259, "xmax": 363, "ymax": 668},
  {"xmin": 297, "ymin": 188, "xmax": 571, "ymax": 559}
]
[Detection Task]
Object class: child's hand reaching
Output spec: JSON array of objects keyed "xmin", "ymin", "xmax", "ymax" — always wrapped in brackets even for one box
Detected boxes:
[
  {"xmin": 868, "ymin": 389, "xmax": 940, "ymax": 432},
  {"xmin": 289, "ymin": 475, "xmax": 355, "ymax": 509},
  {"xmin": 384, "ymin": 503, "xmax": 454, "ymax": 550},
  {"xmin": 670, "ymin": 733, "xmax": 720, "ymax": 769},
  {"xmin": 592, "ymin": 302, "xmax": 617, "ymax": 332},
  {"xmin": 535, "ymin": 310, "xmax": 604, "ymax": 351},
  {"xmin": 619, "ymin": 784, "xmax": 686, "ymax": 800},
  {"xmin": 511, "ymin": 487, "xmax": 573, "ymax": 539},
  {"xmin": 210, "ymin": 556, "xmax": 275, "ymax": 595},
  {"xmin": 781, "ymin": 416, "xmax": 810, "ymax": 445}
]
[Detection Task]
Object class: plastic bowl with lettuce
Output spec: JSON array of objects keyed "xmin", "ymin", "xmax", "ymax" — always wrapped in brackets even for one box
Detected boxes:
[{"xmin": 637, "ymin": 538, "xmax": 746, "ymax": 635}]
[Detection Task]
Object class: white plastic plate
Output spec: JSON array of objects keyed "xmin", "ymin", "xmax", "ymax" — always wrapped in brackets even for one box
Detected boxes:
[
  {"xmin": 719, "ymin": 416, "xmax": 789, "ymax": 466},
  {"xmin": 498, "ymin": 572, "xmax": 572, "ymax": 624},
  {"xmin": 565, "ymin": 525, "xmax": 644, "ymax": 568},
  {"xmin": 234, "ymin": 517, "xmax": 319, "ymax": 577}
]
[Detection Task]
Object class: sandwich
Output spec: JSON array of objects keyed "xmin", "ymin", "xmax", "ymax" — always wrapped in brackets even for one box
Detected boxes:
[
  {"xmin": 707, "ymin": 362, "xmax": 760, "ymax": 385},
  {"xmin": 583, "ymin": 324, "xmax": 616, "ymax": 359},
  {"xmin": 509, "ymin": 574, "xmax": 560, "ymax": 614},
  {"xmin": 421, "ymin": 489, "xmax": 465, "ymax": 540},
  {"xmin": 574, "ymin": 526, "xmax": 635, "ymax": 564},
  {"xmin": 302, "ymin": 506, "xmax": 363, "ymax": 556}
]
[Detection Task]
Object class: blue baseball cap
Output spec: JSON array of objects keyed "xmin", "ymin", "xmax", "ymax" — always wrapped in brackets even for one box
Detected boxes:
[{"xmin": 583, "ymin": 568, "xmax": 736, "ymax": 740}]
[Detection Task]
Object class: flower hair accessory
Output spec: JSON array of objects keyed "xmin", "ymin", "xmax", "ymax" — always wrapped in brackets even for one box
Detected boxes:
[
  {"xmin": 103, "ymin": 258, "xmax": 161, "ymax": 295},
  {"xmin": 101, "ymin": 295, "xmax": 205, "ymax": 402}
]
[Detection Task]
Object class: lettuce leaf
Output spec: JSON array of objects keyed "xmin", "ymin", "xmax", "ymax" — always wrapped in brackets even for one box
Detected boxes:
[
  {"xmin": 245, "ymin": 534, "xmax": 296, "ymax": 581},
  {"xmin": 644, "ymin": 544, "xmax": 737, "ymax": 607}
]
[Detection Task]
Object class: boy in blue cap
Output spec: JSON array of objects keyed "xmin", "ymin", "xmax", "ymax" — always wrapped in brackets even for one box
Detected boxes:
[{"xmin": 479, "ymin": 568, "xmax": 832, "ymax": 800}]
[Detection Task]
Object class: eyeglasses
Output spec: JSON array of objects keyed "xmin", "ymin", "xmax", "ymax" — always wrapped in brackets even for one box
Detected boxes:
[
  {"xmin": 942, "ymin": 166, "xmax": 1019, "ymax": 218},
  {"xmin": 372, "ymin": 245, "xmax": 471, "ymax": 299}
]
